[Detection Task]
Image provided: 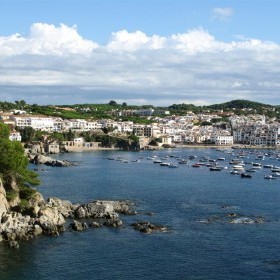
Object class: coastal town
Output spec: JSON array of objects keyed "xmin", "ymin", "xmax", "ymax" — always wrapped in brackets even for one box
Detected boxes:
[{"xmin": 1, "ymin": 100, "xmax": 280, "ymax": 151}]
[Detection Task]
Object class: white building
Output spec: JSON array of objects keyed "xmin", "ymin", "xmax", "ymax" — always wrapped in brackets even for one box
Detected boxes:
[
  {"xmin": 9, "ymin": 132, "xmax": 22, "ymax": 141},
  {"xmin": 12, "ymin": 115, "xmax": 54, "ymax": 131},
  {"xmin": 211, "ymin": 135, "xmax": 234, "ymax": 146}
]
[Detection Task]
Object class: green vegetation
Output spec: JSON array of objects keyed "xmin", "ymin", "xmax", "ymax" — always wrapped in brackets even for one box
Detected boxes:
[
  {"xmin": 17, "ymin": 127, "xmax": 35, "ymax": 142},
  {"xmin": 1, "ymin": 99, "xmax": 280, "ymax": 121},
  {"xmin": 168, "ymin": 103, "xmax": 202, "ymax": 114},
  {"xmin": 0, "ymin": 122, "xmax": 10, "ymax": 138},
  {"xmin": 5, "ymin": 190, "xmax": 18, "ymax": 202},
  {"xmin": 19, "ymin": 185, "xmax": 37, "ymax": 200},
  {"xmin": 0, "ymin": 123, "xmax": 40, "ymax": 188},
  {"xmin": 207, "ymin": 99, "xmax": 273, "ymax": 110}
]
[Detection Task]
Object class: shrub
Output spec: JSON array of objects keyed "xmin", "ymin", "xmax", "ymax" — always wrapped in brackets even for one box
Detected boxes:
[
  {"xmin": 19, "ymin": 186, "xmax": 36, "ymax": 200},
  {"xmin": 5, "ymin": 190, "xmax": 18, "ymax": 202}
]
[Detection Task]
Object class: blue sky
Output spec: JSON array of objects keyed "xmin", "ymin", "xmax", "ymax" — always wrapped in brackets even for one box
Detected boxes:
[{"xmin": 0, "ymin": 0, "xmax": 280, "ymax": 106}]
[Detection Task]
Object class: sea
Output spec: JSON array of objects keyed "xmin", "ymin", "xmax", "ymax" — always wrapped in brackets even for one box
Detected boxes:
[{"xmin": 1, "ymin": 148, "xmax": 280, "ymax": 280}]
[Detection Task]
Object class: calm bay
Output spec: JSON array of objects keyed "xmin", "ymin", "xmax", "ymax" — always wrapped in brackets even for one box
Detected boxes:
[{"xmin": 1, "ymin": 148, "xmax": 280, "ymax": 280}]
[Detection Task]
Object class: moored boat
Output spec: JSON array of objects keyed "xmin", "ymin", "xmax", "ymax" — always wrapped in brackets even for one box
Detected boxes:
[
  {"xmin": 209, "ymin": 167, "xmax": 222, "ymax": 171},
  {"xmin": 178, "ymin": 159, "xmax": 188, "ymax": 164},
  {"xmin": 246, "ymin": 168, "xmax": 257, "ymax": 173},
  {"xmin": 271, "ymin": 167, "xmax": 280, "ymax": 172},
  {"xmin": 233, "ymin": 165, "xmax": 244, "ymax": 170},
  {"xmin": 264, "ymin": 174, "xmax": 276, "ymax": 179},
  {"xmin": 241, "ymin": 173, "xmax": 252, "ymax": 178},
  {"xmin": 160, "ymin": 162, "xmax": 170, "ymax": 166},
  {"xmin": 169, "ymin": 164, "xmax": 179, "ymax": 168}
]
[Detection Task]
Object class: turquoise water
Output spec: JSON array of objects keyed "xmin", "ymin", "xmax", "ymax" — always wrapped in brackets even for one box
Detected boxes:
[{"xmin": 1, "ymin": 148, "xmax": 280, "ymax": 280}]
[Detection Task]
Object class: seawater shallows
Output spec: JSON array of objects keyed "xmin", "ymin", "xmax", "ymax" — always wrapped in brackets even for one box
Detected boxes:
[{"xmin": 1, "ymin": 148, "xmax": 280, "ymax": 280}]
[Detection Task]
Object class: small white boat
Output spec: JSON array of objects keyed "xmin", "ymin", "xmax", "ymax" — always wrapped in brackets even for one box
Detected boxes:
[
  {"xmin": 271, "ymin": 168, "xmax": 280, "ymax": 172},
  {"xmin": 147, "ymin": 156, "xmax": 156, "ymax": 160},
  {"xmin": 160, "ymin": 162, "xmax": 170, "ymax": 166},
  {"xmin": 229, "ymin": 159, "xmax": 244, "ymax": 165},
  {"xmin": 251, "ymin": 166, "xmax": 262, "ymax": 170},
  {"xmin": 169, "ymin": 164, "xmax": 179, "ymax": 168},
  {"xmin": 246, "ymin": 168, "xmax": 257, "ymax": 173},
  {"xmin": 233, "ymin": 165, "xmax": 244, "ymax": 170},
  {"xmin": 264, "ymin": 174, "xmax": 276, "ymax": 179}
]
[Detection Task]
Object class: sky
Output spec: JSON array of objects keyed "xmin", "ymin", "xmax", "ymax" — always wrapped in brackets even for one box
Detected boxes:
[{"xmin": 0, "ymin": 0, "xmax": 280, "ymax": 106}]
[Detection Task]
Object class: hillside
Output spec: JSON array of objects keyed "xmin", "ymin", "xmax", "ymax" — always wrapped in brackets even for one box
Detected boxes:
[{"xmin": 1, "ymin": 99, "xmax": 280, "ymax": 119}]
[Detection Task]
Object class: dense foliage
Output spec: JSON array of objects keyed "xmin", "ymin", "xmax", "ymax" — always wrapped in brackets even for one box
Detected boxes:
[{"xmin": 0, "ymin": 123, "xmax": 39, "ymax": 187}]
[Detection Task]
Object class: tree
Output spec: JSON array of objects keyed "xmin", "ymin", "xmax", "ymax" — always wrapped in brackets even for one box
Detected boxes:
[
  {"xmin": 0, "ymin": 124, "xmax": 39, "ymax": 187},
  {"xmin": 101, "ymin": 126, "xmax": 115, "ymax": 134},
  {"xmin": 79, "ymin": 131, "xmax": 91, "ymax": 142},
  {"xmin": 108, "ymin": 100, "xmax": 118, "ymax": 106},
  {"xmin": 64, "ymin": 129, "xmax": 75, "ymax": 141},
  {"xmin": 18, "ymin": 127, "xmax": 35, "ymax": 142},
  {"xmin": 50, "ymin": 132, "xmax": 65, "ymax": 142},
  {"xmin": 15, "ymin": 100, "xmax": 26, "ymax": 109},
  {"xmin": 0, "ymin": 123, "xmax": 10, "ymax": 139}
]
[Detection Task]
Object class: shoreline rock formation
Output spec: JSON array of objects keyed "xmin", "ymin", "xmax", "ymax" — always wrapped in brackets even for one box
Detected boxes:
[
  {"xmin": 1, "ymin": 180, "xmax": 168, "ymax": 248},
  {"xmin": 28, "ymin": 154, "xmax": 73, "ymax": 167}
]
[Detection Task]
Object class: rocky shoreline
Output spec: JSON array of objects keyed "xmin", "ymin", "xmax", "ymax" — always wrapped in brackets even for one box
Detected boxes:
[
  {"xmin": 0, "ymin": 177, "xmax": 168, "ymax": 248},
  {"xmin": 0, "ymin": 146, "xmax": 170, "ymax": 248}
]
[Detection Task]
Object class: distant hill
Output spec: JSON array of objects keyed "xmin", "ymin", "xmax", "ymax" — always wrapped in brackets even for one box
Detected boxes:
[
  {"xmin": 1, "ymin": 99, "xmax": 279, "ymax": 119},
  {"xmin": 207, "ymin": 99, "xmax": 274, "ymax": 110}
]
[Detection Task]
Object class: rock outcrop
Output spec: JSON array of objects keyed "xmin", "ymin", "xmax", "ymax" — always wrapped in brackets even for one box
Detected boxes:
[
  {"xmin": 0, "ymin": 179, "xmax": 9, "ymax": 218},
  {"xmin": 0, "ymin": 183, "xmax": 166, "ymax": 247},
  {"xmin": 131, "ymin": 221, "xmax": 168, "ymax": 234},
  {"xmin": 230, "ymin": 217, "xmax": 264, "ymax": 224},
  {"xmin": 46, "ymin": 197, "xmax": 78, "ymax": 218},
  {"xmin": 69, "ymin": 220, "xmax": 88, "ymax": 231},
  {"xmin": 0, "ymin": 195, "xmax": 73, "ymax": 242},
  {"xmin": 0, "ymin": 196, "xmax": 138, "ymax": 245},
  {"xmin": 0, "ymin": 212, "xmax": 42, "ymax": 241},
  {"xmin": 74, "ymin": 200, "xmax": 135, "ymax": 219},
  {"xmin": 30, "ymin": 154, "xmax": 72, "ymax": 167}
]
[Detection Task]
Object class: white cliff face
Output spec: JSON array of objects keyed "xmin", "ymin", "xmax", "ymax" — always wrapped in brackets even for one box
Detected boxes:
[{"xmin": 0, "ymin": 179, "xmax": 9, "ymax": 218}]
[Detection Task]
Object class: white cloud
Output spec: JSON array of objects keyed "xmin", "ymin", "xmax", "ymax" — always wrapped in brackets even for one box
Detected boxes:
[
  {"xmin": 213, "ymin": 7, "xmax": 233, "ymax": 20},
  {"xmin": 0, "ymin": 23, "xmax": 98, "ymax": 56},
  {"xmin": 0, "ymin": 23, "xmax": 280, "ymax": 105},
  {"xmin": 107, "ymin": 29, "xmax": 166, "ymax": 51}
]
